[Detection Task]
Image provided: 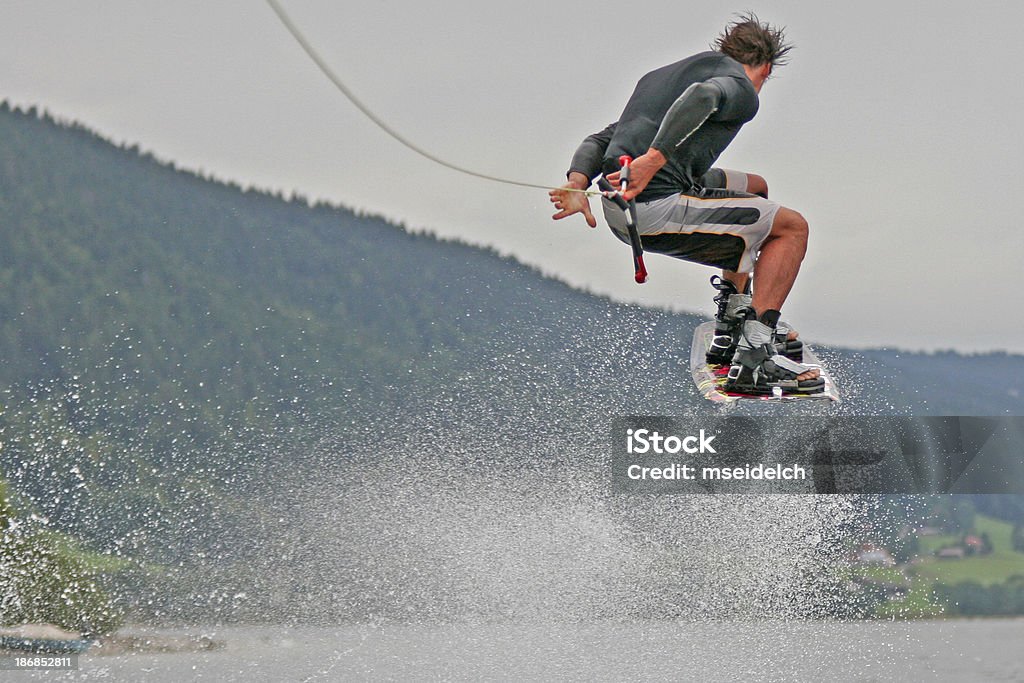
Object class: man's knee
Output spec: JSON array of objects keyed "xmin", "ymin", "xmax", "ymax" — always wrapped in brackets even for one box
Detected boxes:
[
  {"xmin": 790, "ymin": 210, "xmax": 809, "ymax": 241},
  {"xmin": 771, "ymin": 207, "xmax": 809, "ymax": 245}
]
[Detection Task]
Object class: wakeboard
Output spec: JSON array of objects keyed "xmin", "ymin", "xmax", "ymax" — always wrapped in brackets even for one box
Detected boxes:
[{"xmin": 690, "ymin": 320, "xmax": 840, "ymax": 403}]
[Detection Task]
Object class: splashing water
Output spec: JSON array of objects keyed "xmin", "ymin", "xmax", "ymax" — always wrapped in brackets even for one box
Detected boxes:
[{"xmin": 0, "ymin": 312, "xmax": 924, "ymax": 681}]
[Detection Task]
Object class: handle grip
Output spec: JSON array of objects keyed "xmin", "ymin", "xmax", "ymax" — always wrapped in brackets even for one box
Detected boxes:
[
  {"xmin": 595, "ymin": 176, "xmax": 647, "ymax": 284},
  {"xmin": 617, "ymin": 155, "xmax": 632, "ymax": 192}
]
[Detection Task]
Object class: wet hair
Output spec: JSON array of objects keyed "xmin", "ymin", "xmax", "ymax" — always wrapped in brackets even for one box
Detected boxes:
[{"xmin": 713, "ymin": 12, "xmax": 793, "ymax": 69}]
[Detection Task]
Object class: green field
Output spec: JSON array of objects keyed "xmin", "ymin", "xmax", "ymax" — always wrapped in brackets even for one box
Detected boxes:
[{"xmin": 910, "ymin": 515, "xmax": 1024, "ymax": 586}]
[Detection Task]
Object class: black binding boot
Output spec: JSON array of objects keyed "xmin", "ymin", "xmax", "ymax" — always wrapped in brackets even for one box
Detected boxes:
[
  {"xmin": 706, "ymin": 276, "xmax": 803, "ymax": 364},
  {"xmin": 705, "ymin": 276, "xmax": 749, "ymax": 365},
  {"xmin": 724, "ymin": 313, "xmax": 825, "ymax": 396}
]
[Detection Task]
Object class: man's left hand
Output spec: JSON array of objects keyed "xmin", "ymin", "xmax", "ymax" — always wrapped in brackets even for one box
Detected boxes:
[{"xmin": 549, "ymin": 172, "xmax": 597, "ymax": 227}]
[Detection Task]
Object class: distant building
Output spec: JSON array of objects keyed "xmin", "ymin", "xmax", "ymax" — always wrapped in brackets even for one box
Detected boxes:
[
  {"xmin": 963, "ymin": 535, "xmax": 984, "ymax": 552},
  {"xmin": 937, "ymin": 547, "xmax": 965, "ymax": 559},
  {"xmin": 855, "ymin": 544, "xmax": 896, "ymax": 566}
]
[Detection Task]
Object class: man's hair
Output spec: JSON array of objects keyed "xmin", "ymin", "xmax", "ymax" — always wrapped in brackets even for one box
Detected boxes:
[{"xmin": 714, "ymin": 12, "xmax": 793, "ymax": 69}]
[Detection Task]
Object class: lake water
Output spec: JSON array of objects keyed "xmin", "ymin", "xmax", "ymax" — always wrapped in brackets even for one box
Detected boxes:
[{"xmin": 8, "ymin": 619, "xmax": 1023, "ymax": 682}]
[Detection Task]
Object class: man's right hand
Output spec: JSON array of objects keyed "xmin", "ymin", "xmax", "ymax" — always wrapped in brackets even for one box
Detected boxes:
[
  {"xmin": 604, "ymin": 148, "xmax": 666, "ymax": 201},
  {"xmin": 549, "ymin": 172, "xmax": 597, "ymax": 228}
]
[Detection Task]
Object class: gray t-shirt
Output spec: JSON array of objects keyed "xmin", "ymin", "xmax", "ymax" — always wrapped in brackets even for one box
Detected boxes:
[{"xmin": 568, "ymin": 51, "xmax": 759, "ymax": 201}]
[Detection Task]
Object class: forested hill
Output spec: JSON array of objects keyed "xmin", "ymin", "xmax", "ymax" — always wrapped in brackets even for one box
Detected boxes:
[
  {"xmin": 1, "ymin": 102, "xmax": 683, "ymax": 425},
  {"xmin": 0, "ymin": 102, "xmax": 601, "ymax": 402}
]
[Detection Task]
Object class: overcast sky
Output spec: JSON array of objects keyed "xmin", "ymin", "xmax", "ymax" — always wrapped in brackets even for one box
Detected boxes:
[{"xmin": 3, "ymin": 1, "xmax": 1023, "ymax": 353}]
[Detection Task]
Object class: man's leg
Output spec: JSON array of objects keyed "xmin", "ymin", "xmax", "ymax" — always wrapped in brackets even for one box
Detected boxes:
[
  {"xmin": 695, "ymin": 174, "xmax": 803, "ymax": 367},
  {"xmin": 744, "ymin": 206, "xmax": 818, "ymax": 382},
  {"xmin": 750, "ymin": 207, "xmax": 807, "ymax": 314},
  {"xmin": 722, "ymin": 271, "xmax": 749, "ymax": 292}
]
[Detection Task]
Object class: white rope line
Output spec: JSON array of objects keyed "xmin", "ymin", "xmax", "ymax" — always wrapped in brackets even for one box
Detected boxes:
[{"xmin": 265, "ymin": 0, "xmax": 600, "ymax": 196}]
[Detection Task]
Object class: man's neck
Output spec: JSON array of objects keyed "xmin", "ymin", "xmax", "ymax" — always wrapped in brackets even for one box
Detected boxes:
[{"xmin": 742, "ymin": 63, "xmax": 770, "ymax": 93}]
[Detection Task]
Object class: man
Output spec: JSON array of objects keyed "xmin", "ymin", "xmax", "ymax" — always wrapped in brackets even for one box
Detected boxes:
[{"xmin": 549, "ymin": 13, "xmax": 823, "ymax": 395}]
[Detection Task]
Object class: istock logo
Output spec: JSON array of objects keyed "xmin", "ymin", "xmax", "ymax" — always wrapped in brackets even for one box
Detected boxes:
[{"xmin": 626, "ymin": 428, "xmax": 717, "ymax": 454}]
